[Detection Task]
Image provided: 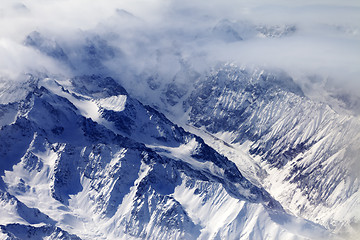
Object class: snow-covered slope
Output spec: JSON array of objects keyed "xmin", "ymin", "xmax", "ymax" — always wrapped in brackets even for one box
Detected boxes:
[
  {"xmin": 178, "ymin": 64, "xmax": 360, "ymax": 237},
  {"xmin": 0, "ymin": 75, "xmax": 331, "ymax": 239}
]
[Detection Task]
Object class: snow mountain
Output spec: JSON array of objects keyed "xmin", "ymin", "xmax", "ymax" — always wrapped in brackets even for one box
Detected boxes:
[
  {"xmin": 169, "ymin": 64, "xmax": 360, "ymax": 237},
  {"xmin": 0, "ymin": 74, "xmax": 332, "ymax": 239}
]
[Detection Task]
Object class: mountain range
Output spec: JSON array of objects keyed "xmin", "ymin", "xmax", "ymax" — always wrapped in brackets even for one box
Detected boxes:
[{"xmin": 0, "ymin": 21, "xmax": 359, "ymax": 240}]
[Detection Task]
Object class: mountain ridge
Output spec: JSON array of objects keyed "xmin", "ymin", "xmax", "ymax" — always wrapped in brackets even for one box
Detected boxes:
[{"xmin": 0, "ymin": 74, "xmax": 332, "ymax": 239}]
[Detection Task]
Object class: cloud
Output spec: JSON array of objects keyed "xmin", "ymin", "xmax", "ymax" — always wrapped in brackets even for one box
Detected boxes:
[
  {"xmin": 0, "ymin": 0, "xmax": 359, "ymax": 104},
  {"xmin": 0, "ymin": 38, "xmax": 70, "ymax": 81}
]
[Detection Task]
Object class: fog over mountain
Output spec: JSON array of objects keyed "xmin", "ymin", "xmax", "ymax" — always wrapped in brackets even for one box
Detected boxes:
[
  {"xmin": 1, "ymin": 0, "xmax": 359, "ymax": 95},
  {"xmin": 0, "ymin": 1, "xmax": 359, "ymax": 240}
]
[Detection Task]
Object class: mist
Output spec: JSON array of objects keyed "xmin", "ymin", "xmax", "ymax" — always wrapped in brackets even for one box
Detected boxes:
[{"xmin": 1, "ymin": 0, "xmax": 359, "ymax": 108}]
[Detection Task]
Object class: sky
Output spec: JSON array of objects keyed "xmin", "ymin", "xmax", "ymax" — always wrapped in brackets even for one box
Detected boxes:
[{"xmin": 0, "ymin": 0, "xmax": 359, "ymax": 103}]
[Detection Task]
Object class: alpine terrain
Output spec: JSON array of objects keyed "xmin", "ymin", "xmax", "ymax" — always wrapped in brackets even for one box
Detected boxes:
[{"xmin": 0, "ymin": 1, "xmax": 360, "ymax": 240}]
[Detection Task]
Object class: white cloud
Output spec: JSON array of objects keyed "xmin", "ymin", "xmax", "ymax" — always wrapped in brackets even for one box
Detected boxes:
[{"xmin": 0, "ymin": 0, "xmax": 359, "ymax": 99}]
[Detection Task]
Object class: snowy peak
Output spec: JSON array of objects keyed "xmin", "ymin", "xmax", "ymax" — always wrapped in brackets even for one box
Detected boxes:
[
  {"xmin": 211, "ymin": 19, "xmax": 297, "ymax": 42},
  {"xmin": 25, "ymin": 31, "xmax": 69, "ymax": 64},
  {"xmin": 69, "ymin": 75, "xmax": 128, "ymax": 98},
  {"xmin": 0, "ymin": 74, "xmax": 331, "ymax": 239},
  {"xmin": 0, "ymin": 223, "xmax": 81, "ymax": 240},
  {"xmin": 181, "ymin": 63, "xmax": 360, "ymax": 235},
  {"xmin": 184, "ymin": 64, "xmax": 304, "ymax": 136}
]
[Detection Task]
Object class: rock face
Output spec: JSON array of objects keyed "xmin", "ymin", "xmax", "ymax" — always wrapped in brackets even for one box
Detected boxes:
[
  {"xmin": 182, "ymin": 64, "xmax": 360, "ymax": 235},
  {"xmin": 0, "ymin": 224, "xmax": 81, "ymax": 240},
  {"xmin": 0, "ymin": 75, "xmax": 330, "ymax": 240}
]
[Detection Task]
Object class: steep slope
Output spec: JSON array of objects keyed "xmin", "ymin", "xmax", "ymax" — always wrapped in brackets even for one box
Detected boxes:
[
  {"xmin": 0, "ymin": 223, "xmax": 81, "ymax": 240},
  {"xmin": 180, "ymin": 63, "xmax": 360, "ymax": 237},
  {"xmin": 0, "ymin": 75, "xmax": 330, "ymax": 239}
]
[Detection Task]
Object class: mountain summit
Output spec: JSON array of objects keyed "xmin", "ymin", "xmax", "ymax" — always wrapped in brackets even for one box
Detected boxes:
[{"xmin": 0, "ymin": 74, "xmax": 332, "ymax": 239}]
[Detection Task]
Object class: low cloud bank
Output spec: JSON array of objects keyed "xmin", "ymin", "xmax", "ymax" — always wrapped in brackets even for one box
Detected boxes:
[{"xmin": 0, "ymin": 0, "xmax": 359, "ymax": 105}]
